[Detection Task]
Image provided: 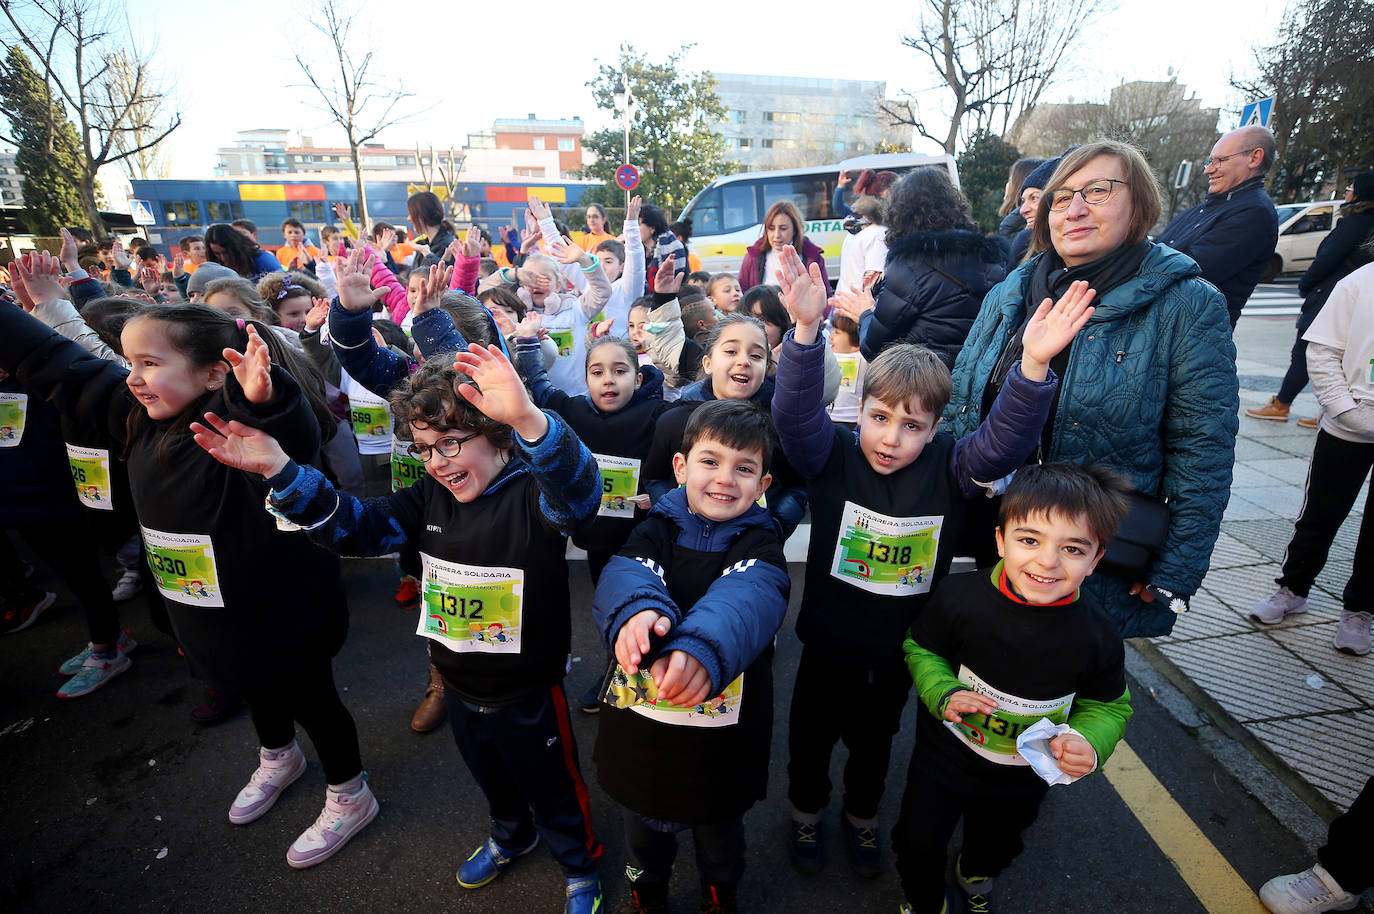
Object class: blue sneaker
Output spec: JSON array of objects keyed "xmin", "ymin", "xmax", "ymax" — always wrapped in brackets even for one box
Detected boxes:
[
  {"xmin": 455, "ymin": 834, "xmax": 539, "ymax": 889},
  {"xmin": 565, "ymin": 874, "xmax": 602, "ymax": 914},
  {"xmin": 59, "ymin": 630, "xmax": 137, "ymax": 676}
]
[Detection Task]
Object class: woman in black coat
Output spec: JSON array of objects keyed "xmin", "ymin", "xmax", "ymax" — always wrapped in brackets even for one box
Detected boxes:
[{"xmin": 836, "ymin": 167, "xmax": 1008, "ymax": 370}]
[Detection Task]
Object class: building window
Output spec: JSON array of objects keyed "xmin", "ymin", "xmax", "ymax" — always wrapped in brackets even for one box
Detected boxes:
[
  {"xmin": 764, "ymin": 112, "xmax": 801, "ymax": 124},
  {"xmin": 514, "ymin": 167, "xmax": 546, "ymax": 177},
  {"xmin": 163, "ymin": 201, "xmax": 201, "ymax": 225},
  {"xmin": 288, "ymin": 202, "xmax": 326, "ymax": 221},
  {"xmin": 533, "ymin": 138, "xmax": 546, "ymax": 151},
  {"xmin": 727, "ymin": 109, "xmax": 746, "ymax": 123},
  {"xmin": 557, "ymin": 138, "xmax": 574, "ymax": 151},
  {"xmin": 206, "ymin": 201, "xmax": 243, "ymax": 222}
]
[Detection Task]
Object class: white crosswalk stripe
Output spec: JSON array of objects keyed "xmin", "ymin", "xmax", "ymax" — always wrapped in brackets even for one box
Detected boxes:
[{"xmin": 1240, "ymin": 283, "xmax": 1302, "ymax": 317}]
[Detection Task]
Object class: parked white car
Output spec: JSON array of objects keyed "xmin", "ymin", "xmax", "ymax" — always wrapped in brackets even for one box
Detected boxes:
[{"xmin": 1265, "ymin": 199, "xmax": 1344, "ymax": 280}]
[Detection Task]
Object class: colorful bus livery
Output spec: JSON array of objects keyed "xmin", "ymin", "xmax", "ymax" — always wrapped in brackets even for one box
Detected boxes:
[{"xmin": 677, "ymin": 153, "xmax": 959, "ymax": 283}]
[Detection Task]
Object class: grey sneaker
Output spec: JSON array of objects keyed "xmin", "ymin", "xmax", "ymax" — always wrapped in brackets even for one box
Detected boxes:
[
  {"xmin": 1259, "ymin": 863, "xmax": 1358, "ymax": 913},
  {"xmin": 1250, "ymin": 586, "xmax": 1309, "ymax": 624},
  {"xmin": 1333, "ymin": 610, "xmax": 1372, "ymax": 656}
]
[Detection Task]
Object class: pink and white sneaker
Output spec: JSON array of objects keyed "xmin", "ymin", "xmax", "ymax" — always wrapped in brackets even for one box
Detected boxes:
[
  {"xmin": 286, "ymin": 777, "xmax": 378, "ymax": 869},
  {"xmin": 228, "ymin": 742, "xmax": 307, "ymax": 825}
]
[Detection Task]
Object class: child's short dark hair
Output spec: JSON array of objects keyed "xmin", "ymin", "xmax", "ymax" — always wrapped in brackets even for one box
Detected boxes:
[
  {"xmin": 478, "ymin": 257, "xmax": 499, "ymax": 279},
  {"xmin": 862, "ymin": 344, "xmax": 951, "ymax": 416},
  {"xmin": 178, "ymin": 234, "xmax": 203, "ymax": 252},
  {"xmin": 97, "ymin": 239, "xmax": 114, "ymax": 252},
  {"xmin": 281, "ymin": 217, "xmax": 304, "ymax": 231},
  {"xmin": 231, "ymin": 218, "xmax": 258, "ymax": 234},
  {"xmin": 479, "ymin": 286, "xmax": 526, "ymax": 321},
  {"xmin": 681, "ymin": 399, "xmax": 777, "ymax": 476},
  {"xmin": 689, "ymin": 270, "xmax": 712, "ymax": 285},
  {"xmin": 595, "ymin": 238, "xmax": 625, "ymax": 262},
  {"xmin": 371, "ymin": 221, "xmax": 393, "ymax": 241},
  {"xmin": 680, "ymin": 298, "xmax": 715, "ymax": 334},
  {"xmin": 831, "ymin": 314, "xmax": 859, "ymax": 347},
  {"xmin": 372, "ymin": 318, "xmax": 411, "ymax": 352},
  {"xmin": 390, "ymin": 357, "xmax": 512, "ymax": 452},
  {"xmin": 998, "ymin": 463, "xmax": 1132, "ymax": 550}
]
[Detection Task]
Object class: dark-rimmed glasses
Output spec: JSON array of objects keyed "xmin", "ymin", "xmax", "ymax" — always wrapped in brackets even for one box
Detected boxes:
[
  {"xmin": 407, "ymin": 431, "xmax": 481, "ymax": 463},
  {"xmin": 1048, "ymin": 179, "xmax": 1130, "ymax": 211}
]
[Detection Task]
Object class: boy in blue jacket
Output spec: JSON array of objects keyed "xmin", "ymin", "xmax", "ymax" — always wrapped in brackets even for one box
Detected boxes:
[
  {"xmin": 592, "ymin": 398, "xmax": 792, "ymax": 914},
  {"xmin": 769, "ymin": 245, "xmax": 1096, "ymax": 877}
]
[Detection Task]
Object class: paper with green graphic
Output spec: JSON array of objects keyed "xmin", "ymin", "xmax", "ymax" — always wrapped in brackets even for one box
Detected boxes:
[
  {"xmin": 829, "ymin": 501, "xmax": 942, "ymax": 596},
  {"xmin": 141, "ymin": 526, "xmax": 224, "ymax": 607},
  {"xmin": 548, "ymin": 329, "xmax": 574, "ymax": 358},
  {"xmin": 66, "ymin": 444, "xmax": 113, "ymax": 510},
  {"xmin": 391, "ymin": 438, "xmax": 426, "ymax": 492},
  {"xmin": 594, "ymin": 453, "xmax": 639, "ymax": 518},
  {"xmin": 945, "ymin": 665, "xmax": 1074, "ymax": 763},
  {"xmin": 418, "ymin": 554, "xmax": 523, "ymax": 654},
  {"xmin": 0, "ymin": 392, "xmax": 27, "ymax": 447},
  {"xmin": 602, "ymin": 662, "xmax": 743, "ymax": 728}
]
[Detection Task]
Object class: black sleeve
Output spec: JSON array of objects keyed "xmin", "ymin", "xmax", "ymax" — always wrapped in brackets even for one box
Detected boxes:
[
  {"xmin": 1299, "ymin": 216, "xmax": 1367, "ymax": 295},
  {"xmin": 643, "ymin": 403, "xmax": 695, "ymax": 501}
]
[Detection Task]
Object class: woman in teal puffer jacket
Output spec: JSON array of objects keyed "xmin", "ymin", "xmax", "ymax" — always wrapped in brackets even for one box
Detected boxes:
[{"xmin": 945, "ymin": 140, "xmax": 1239, "ymax": 638}]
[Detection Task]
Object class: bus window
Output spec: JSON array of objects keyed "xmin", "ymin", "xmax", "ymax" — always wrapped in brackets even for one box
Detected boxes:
[{"xmin": 760, "ymin": 175, "xmax": 835, "ymax": 221}]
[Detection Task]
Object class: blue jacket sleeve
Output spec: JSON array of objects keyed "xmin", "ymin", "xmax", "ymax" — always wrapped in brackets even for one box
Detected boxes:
[
  {"xmin": 327, "ymin": 299, "xmax": 410, "ymax": 398},
  {"xmin": 832, "ymin": 185, "xmax": 853, "ymax": 219},
  {"xmin": 514, "ymin": 337, "xmax": 572, "ymax": 412},
  {"xmin": 661, "ymin": 544, "xmax": 790, "ymax": 694},
  {"xmin": 949, "ymin": 361, "xmax": 1059, "ymax": 499},
  {"xmin": 268, "ymin": 460, "xmax": 424, "ymax": 556},
  {"xmin": 70, "ymin": 276, "xmax": 105, "ymax": 311},
  {"xmin": 521, "ymin": 410, "xmax": 602, "ymax": 534},
  {"xmin": 411, "ymin": 308, "xmax": 468, "ymax": 360},
  {"xmin": 110, "ymin": 267, "xmax": 132, "ymax": 288},
  {"xmin": 252, "ymin": 250, "xmax": 282, "ymax": 280},
  {"xmin": 593, "ymin": 549, "xmax": 684, "ymax": 650},
  {"xmin": 772, "ymin": 329, "xmax": 837, "ymax": 479}
]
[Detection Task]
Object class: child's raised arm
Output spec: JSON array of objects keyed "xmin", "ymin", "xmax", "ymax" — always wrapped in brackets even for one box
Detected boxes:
[{"xmin": 772, "ymin": 245, "xmax": 841, "ymax": 479}]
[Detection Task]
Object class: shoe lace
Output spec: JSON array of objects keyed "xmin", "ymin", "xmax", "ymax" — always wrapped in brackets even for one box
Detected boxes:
[
  {"xmin": 1289, "ymin": 869, "xmax": 1339, "ymax": 902},
  {"xmin": 855, "ymin": 826, "xmax": 878, "ymax": 849},
  {"xmin": 794, "ymin": 822, "xmax": 818, "ymax": 845},
  {"xmin": 965, "ymin": 894, "xmax": 992, "ymax": 914}
]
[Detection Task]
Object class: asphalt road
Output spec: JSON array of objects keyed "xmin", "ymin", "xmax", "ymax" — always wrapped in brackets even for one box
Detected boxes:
[{"xmin": 0, "ymin": 554, "xmax": 1331, "ymax": 913}]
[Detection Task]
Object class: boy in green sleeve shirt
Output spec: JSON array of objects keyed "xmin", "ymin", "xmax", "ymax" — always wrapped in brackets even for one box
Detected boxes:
[{"xmin": 893, "ymin": 463, "xmax": 1135, "ymax": 914}]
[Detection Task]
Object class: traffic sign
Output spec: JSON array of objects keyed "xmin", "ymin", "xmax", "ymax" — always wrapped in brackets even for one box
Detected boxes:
[
  {"xmin": 129, "ymin": 199, "xmax": 156, "ymax": 225},
  {"xmin": 615, "ymin": 164, "xmax": 640, "ymax": 191},
  {"xmin": 1239, "ymin": 97, "xmax": 1274, "ymax": 128}
]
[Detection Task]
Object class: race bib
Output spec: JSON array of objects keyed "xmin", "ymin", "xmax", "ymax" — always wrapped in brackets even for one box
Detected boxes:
[
  {"xmin": 418, "ymin": 553, "xmax": 523, "ymax": 654},
  {"xmin": 348, "ymin": 388, "xmax": 392, "ymax": 447},
  {"xmin": 830, "ymin": 502, "xmax": 942, "ymax": 596},
  {"xmin": 0, "ymin": 392, "xmax": 27, "ymax": 447},
  {"xmin": 548, "ymin": 329, "xmax": 574, "ymax": 358},
  {"xmin": 945, "ymin": 666, "xmax": 1074, "ymax": 765},
  {"xmin": 391, "ymin": 438, "xmax": 426, "ymax": 492},
  {"xmin": 602, "ymin": 662, "xmax": 743, "ymax": 728},
  {"xmin": 66, "ymin": 444, "xmax": 113, "ymax": 510},
  {"xmin": 141, "ymin": 527, "xmax": 224, "ymax": 608},
  {"xmin": 595, "ymin": 453, "xmax": 640, "ymax": 518},
  {"xmin": 836, "ymin": 352, "xmax": 860, "ymax": 394}
]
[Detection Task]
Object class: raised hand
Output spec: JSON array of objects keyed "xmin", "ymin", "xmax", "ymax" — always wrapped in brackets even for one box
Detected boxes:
[
  {"xmin": 463, "ymin": 225, "xmax": 482, "ymax": 259},
  {"xmin": 172, "ymin": 250, "xmax": 186, "ymax": 278},
  {"xmin": 653, "ymin": 255, "xmax": 682, "ymax": 294},
  {"xmin": 58, "ymin": 227, "xmax": 80, "ymax": 272},
  {"xmin": 591, "ymin": 317, "xmax": 614, "ymax": 339},
  {"xmin": 378, "ymin": 226, "xmax": 397, "ymax": 252},
  {"xmin": 190, "ymin": 411, "xmax": 290, "ymax": 478},
  {"xmin": 411, "ymin": 262, "xmax": 453, "ymax": 314},
  {"xmin": 830, "ymin": 285, "xmax": 875, "ymax": 323},
  {"xmin": 110, "ymin": 239, "xmax": 131, "ymax": 269},
  {"xmin": 776, "ymin": 244, "xmax": 827, "ymax": 341},
  {"xmin": 650, "ymin": 650, "xmax": 712, "ymax": 708},
  {"xmin": 333, "ymin": 202, "xmax": 352, "ymax": 223},
  {"xmin": 334, "ymin": 247, "xmax": 384, "ymax": 312},
  {"xmin": 1020, "ymin": 279, "xmax": 1096, "ymax": 382},
  {"xmin": 837, "ymin": 170, "xmax": 851, "ymax": 189},
  {"xmin": 549, "ymin": 235, "xmax": 590, "ymax": 267},
  {"xmin": 304, "ymin": 297, "xmax": 330, "ymax": 332},
  {"xmin": 222, "ymin": 323, "xmax": 274, "ymax": 403},
  {"xmin": 626, "ymin": 194, "xmax": 641, "ymax": 225},
  {"xmin": 527, "ymin": 195, "xmax": 552, "ymax": 222},
  {"xmin": 139, "ymin": 265, "xmax": 160, "ymax": 294},
  {"xmin": 14, "ymin": 250, "xmax": 67, "ymax": 306},
  {"xmin": 452, "ymin": 342, "xmax": 547, "ymax": 442},
  {"xmin": 514, "ymin": 310, "xmax": 543, "ymax": 339},
  {"xmin": 614, "ymin": 609, "xmax": 672, "ymax": 675}
]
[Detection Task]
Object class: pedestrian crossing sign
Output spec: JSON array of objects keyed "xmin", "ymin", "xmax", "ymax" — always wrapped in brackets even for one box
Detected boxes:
[
  {"xmin": 1239, "ymin": 98, "xmax": 1273, "ymax": 129},
  {"xmin": 129, "ymin": 199, "xmax": 156, "ymax": 225}
]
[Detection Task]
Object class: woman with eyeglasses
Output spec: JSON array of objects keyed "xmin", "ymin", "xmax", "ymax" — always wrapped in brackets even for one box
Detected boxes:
[{"xmin": 945, "ymin": 140, "xmax": 1239, "ymax": 639}]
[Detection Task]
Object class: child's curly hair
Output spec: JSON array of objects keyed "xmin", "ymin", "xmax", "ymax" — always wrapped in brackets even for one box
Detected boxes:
[
  {"xmin": 390, "ymin": 356, "xmax": 512, "ymax": 451},
  {"xmin": 258, "ymin": 269, "xmax": 325, "ymax": 306}
]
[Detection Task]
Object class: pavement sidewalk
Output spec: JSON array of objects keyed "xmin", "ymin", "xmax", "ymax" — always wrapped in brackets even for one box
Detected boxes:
[{"xmin": 1146, "ymin": 312, "xmax": 1373, "ymax": 813}]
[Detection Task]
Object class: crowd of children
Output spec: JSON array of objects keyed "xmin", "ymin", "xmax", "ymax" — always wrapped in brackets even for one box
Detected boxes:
[{"xmin": 3, "ymin": 192, "xmax": 1148, "ymax": 914}]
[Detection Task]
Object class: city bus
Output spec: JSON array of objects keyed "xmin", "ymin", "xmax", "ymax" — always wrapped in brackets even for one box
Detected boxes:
[{"xmin": 677, "ymin": 153, "xmax": 959, "ymax": 280}]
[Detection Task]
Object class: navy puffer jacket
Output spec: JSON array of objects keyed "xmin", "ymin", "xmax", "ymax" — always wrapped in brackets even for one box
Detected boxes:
[
  {"xmin": 945, "ymin": 243, "xmax": 1239, "ymax": 638},
  {"xmin": 860, "ymin": 230, "xmax": 1009, "ymax": 368}
]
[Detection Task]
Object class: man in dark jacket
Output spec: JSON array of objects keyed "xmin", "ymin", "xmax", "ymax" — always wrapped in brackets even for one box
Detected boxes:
[{"xmin": 1157, "ymin": 126, "xmax": 1280, "ymax": 328}]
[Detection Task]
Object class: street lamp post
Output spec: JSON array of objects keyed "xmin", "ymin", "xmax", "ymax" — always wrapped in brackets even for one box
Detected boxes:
[{"xmin": 613, "ymin": 79, "xmax": 634, "ymax": 209}]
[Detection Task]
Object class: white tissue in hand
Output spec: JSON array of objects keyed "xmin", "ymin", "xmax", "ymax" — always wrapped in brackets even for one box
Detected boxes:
[{"xmin": 1016, "ymin": 718, "xmax": 1079, "ymax": 786}]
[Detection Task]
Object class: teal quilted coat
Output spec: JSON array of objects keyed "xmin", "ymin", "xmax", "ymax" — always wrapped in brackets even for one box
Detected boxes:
[{"xmin": 945, "ymin": 243, "xmax": 1239, "ymax": 637}]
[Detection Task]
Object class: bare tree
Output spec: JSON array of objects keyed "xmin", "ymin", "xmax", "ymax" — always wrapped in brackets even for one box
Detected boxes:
[
  {"xmin": 0, "ymin": 0, "xmax": 181, "ymax": 237},
  {"xmin": 882, "ymin": 0, "xmax": 1111, "ymax": 154},
  {"xmin": 415, "ymin": 145, "xmax": 466, "ymax": 222},
  {"xmin": 106, "ymin": 49, "xmax": 171, "ymax": 180},
  {"xmin": 295, "ymin": 0, "xmax": 413, "ymax": 230}
]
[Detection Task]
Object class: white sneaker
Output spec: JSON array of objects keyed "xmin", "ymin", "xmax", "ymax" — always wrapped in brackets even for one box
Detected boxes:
[
  {"xmin": 111, "ymin": 569, "xmax": 143, "ymax": 601},
  {"xmin": 1333, "ymin": 610, "xmax": 1372, "ymax": 656},
  {"xmin": 228, "ymin": 742, "xmax": 308, "ymax": 824},
  {"xmin": 1259, "ymin": 863, "xmax": 1358, "ymax": 913},
  {"xmin": 286, "ymin": 778, "xmax": 378, "ymax": 868},
  {"xmin": 1250, "ymin": 586, "xmax": 1309, "ymax": 624}
]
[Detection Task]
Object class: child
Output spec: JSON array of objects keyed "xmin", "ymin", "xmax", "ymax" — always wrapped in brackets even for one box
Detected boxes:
[
  {"xmin": 769, "ymin": 246, "xmax": 1095, "ymax": 878},
  {"xmin": 894, "ymin": 462, "xmax": 1134, "ymax": 913},
  {"xmin": 706, "ymin": 273, "xmax": 741, "ymax": 314},
  {"xmin": 627, "ymin": 267, "xmax": 702, "ymax": 401},
  {"xmin": 0, "ymin": 255, "xmax": 371, "ymax": 869},
  {"xmin": 679, "ymin": 295, "xmax": 718, "ymax": 346},
  {"xmin": 594, "ymin": 195, "xmax": 646, "ymax": 332},
  {"xmin": 192, "ymin": 337, "xmax": 606, "ymax": 914},
  {"xmin": 276, "ymin": 218, "xmax": 319, "ymax": 271},
  {"xmin": 826, "ymin": 314, "xmax": 863, "ymax": 428},
  {"xmin": 592, "ymin": 399, "xmax": 791, "ymax": 914},
  {"xmin": 259, "ymin": 270, "xmax": 327, "ymax": 333}
]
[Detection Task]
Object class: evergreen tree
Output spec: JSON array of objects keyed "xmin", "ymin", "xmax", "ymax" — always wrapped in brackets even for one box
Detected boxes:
[
  {"xmin": 0, "ymin": 47, "xmax": 88, "ymax": 235},
  {"xmin": 956, "ymin": 131, "xmax": 1023, "ymax": 234}
]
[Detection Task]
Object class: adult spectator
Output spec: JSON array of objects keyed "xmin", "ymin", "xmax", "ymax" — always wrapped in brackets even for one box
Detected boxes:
[
  {"xmin": 839, "ymin": 167, "xmax": 1007, "ymax": 370},
  {"xmin": 997, "ymin": 157, "xmax": 1046, "ymax": 238},
  {"xmin": 836, "ymin": 194, "xmax": 887, "ymax": 295},
  {"xmin": 1247, "ymin": 171, "xmax": 1374, "ymax": 424},
  {"xmin": 1156, "ymin": 125, "xmax": 1280, "ymax": 328},
  {"xmin": 406, "ymin": 190, "xmax": 457, "ymax": 267},
  {"xmin": 832, "ymin": 169, "xmax": 897, "ymax": 218},
  {"xmin": 945, "ymin": 139, "xmax": 1238, "ymax": 638},
  {"xmin": 203, "ymin": 223, "xmax": 279, "ymax": 281},
  {"xmin": 1007, "ymin": 154, "xmax": 1065, "ymax": 270},
  {"xmin": 738, "ymin": 200, "xmax": 828, "ymax": 293},
  {"xmin": 577, "ymin": 203, "xmax": 614, "ymax": 253}
]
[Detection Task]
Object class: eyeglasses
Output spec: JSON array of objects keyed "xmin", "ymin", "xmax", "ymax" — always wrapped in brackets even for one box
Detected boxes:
[
  {"xmin": 1203, "ymin": 148, "xmax": 1257, "ymax": 168},
  {"xmin": 406, "ymin": 431, "xmax": 481, "ymax": 463},
  {"xmin": 1047, "ymin": 179, "xmax": 1130, "ymax": 211}
]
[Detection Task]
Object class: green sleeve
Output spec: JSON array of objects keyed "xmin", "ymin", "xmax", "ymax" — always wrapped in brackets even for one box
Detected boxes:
[
  {"xmin": 903, "ymin": 629, "xmax": 964, "ymax": 721},
  {"xmin": 1067, "ymin": 687, "xmax": 1133, "ymax": 768}
]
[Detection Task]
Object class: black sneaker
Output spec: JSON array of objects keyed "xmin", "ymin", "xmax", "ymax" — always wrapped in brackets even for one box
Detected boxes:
[
  {"xmin": 617, "ymin": 884, "xmax": 669, "ymax": 914},
  {"xmin": 578, "ymin": 679, "xmax": 602, "ymax": 714},
  {"xmin": 191, "ymin": 686, "xmax": 243, "ymax": 725},
  {"xmin": 700, "ymin": 882, "xmax": 737, "ymax": 914},
  {"xmin": 1, "ymin": 591, "xmax": 55, "ymax": 634},
  {"xmin": 842, "ymin": 816, "xmax": 881, "ymax": 878},
  {"xmin": 955, "ymin": 856, "xmax": 996, "ymax": 914},
  {"xmin": 788, "ymin": 818, "xmax": 823, "ymax": 873}
]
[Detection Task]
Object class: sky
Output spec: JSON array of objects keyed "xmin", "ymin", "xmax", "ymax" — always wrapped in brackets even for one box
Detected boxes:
[{"xmin": 116, "ymin": 0, "xmax": 1288, "ymax": 179}]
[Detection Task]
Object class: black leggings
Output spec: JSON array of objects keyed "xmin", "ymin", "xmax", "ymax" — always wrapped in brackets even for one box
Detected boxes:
[
  {"xmin": 242, "ymin": 658, "xmax": 362, "ymax": 785},
  {"xmin": 1, "ymin": 523, "xmax": 119, "ymax": 645},
  {"xmin": 622, "ymin": 810, "xmax": 746, "ymax": 890}
]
